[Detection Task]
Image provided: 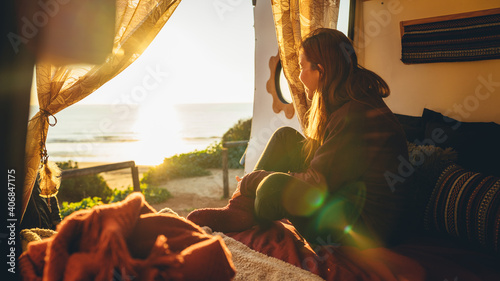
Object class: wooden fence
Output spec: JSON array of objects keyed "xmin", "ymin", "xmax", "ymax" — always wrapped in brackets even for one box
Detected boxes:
[
  {"xmin": 61, "ymin": 161, "xmax": 141, "ymax": 192},
  {"xmin": 222, "ymin": 141, "xmax": 248, "ymax": 198}
]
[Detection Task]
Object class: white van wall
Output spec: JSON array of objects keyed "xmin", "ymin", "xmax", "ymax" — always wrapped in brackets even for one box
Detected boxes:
[
  {"xmin": 246, "ymin": 1, "xmax": 355, "ymax": 174},
  {"xmin": 245, "ymin": 0, "xmax": 302, "ymax": 174},
  {"xmin": 360, "ymin": 0, "xmax": 500, "ymax": 123}
]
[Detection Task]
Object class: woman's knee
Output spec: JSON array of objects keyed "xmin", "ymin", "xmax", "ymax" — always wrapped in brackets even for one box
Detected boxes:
[
  {"xmin": 255, "ymin": 173, "xmax": 327, "ymax": 219},
  {"xmin": 254, "ymin": 173, "xmax": 290, "ymax": 221},
  {"xmin": 272, "ymin": 126, "xmax": 302, "ymax": 141}
]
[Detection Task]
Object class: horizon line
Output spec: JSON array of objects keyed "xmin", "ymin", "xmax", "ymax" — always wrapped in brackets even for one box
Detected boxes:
[{"xmin": 29, "ymin": 101, "xmax": 254, "ymax": 107}]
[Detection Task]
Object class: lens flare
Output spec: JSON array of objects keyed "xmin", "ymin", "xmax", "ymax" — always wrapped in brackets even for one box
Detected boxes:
[
  {"xmin": 306, "ymin": 188, "xmax": 325, "ymax": 208},
  {"xmin": 343, "ymin": 224, "xmax": 353, "ymax": 234},
  {"xmin": 314, "ymin": 199, "xmax": 348, "ymax": 233},
  {"xmin": 308, "ymin": 181, "xmax": 367, "ymax": 242},
  {"xmin": 282, "ymin": 184, "xmax": 326, "ymax": 217}
]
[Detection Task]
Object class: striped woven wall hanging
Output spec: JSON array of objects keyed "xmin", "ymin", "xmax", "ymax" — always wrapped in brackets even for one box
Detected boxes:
[{"xmin": 400, "ymin": 8, "xmax": 500, "ymax": 64}]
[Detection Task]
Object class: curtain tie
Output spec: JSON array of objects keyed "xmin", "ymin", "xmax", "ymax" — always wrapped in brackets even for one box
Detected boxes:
[
  {"xmin": 38, "ymin": 109, "xmax": 57, "ymax": 164},
  {"xmin": 39, "ymin": 109, "xmax": 58, "ymax": 127},
  {"xmin": 37, "ymin": 109, "xmax": 61, "ymax": 200}
]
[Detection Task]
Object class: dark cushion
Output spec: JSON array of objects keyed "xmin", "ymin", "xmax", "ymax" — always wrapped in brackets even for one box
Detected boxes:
[
  {"xmin": 394, "ymin": 113, "xmax": 425, "ymax": 144},
  {"xmin": 422, "ymin": 108, "xmax": 500, "ymax": 177},
  {"xmin": 406, "ymin": 143, "xmax": 458, "ymax": 231},
  {"xmin": 424, "ymin": 164, "xmax": 500, "ymax": 255},
  {"xmin": 407, "ymin": 142, "xmax": 458, "ymax": 186}
]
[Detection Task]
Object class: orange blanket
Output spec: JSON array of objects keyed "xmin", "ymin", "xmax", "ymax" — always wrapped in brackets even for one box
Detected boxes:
[
  {"xmin": 19, "ymin": 193, "xmax": 235, "ymax": 281},
  {"xmin": 227, "ymin": 221, "xmax": 500, "ymax": 281}
]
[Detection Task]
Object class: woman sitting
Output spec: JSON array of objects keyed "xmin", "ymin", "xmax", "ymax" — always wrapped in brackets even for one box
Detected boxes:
[{"xmin": 188, "ymin": 28, "xmax": 413, "ymax": 248}]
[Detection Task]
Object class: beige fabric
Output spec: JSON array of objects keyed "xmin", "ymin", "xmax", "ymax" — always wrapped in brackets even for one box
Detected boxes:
[
  {"xmin": 211, "ymin": 231, "xmax": 325, "ymax": 281},
  {"xmin": 22, "ymin": 0, "xmax": 181, "ymax": 219},
  {"xmin": 270, "ymin": 0, "xmax": 340, "ymax": 127},
  {"xmin": 20, "ymin": 228, "xmax": 57, "ymax": 252}
]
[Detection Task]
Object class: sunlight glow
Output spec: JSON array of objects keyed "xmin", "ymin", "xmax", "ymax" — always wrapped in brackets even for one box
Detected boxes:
[{"xmin": 129, "ymin": 103, "xmax": 183, "ymax": 165}]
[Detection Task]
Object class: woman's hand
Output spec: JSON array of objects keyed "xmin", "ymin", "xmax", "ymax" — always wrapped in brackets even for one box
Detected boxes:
[{"xmin": 232, "ymin": 176, "xmax": 243, "ymax": 198}]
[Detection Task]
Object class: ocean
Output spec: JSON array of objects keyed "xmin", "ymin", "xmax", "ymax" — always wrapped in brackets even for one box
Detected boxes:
[{"xmin": 29, "ymin": 103, "xmax": 253, "ymax": 166}]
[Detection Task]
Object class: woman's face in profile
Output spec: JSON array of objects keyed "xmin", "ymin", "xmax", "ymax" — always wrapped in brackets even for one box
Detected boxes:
[{"xmin": 299, "ymin": 52, "xmax": 321, "ymax": 100}]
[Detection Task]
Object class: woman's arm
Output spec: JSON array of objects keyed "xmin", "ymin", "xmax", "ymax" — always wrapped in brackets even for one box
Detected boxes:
[{"xmin": 290, "ymin": 102, "xmax": 368, "ymax": 192}]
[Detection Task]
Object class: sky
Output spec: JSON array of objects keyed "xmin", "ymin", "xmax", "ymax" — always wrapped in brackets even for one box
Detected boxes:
[
  {"xmin": 31, "ymin": 0, "xmax": 351, "ymax": 107},
  {"xmin": 31, "ymin": 0, "xmax": 255, "ymax": 106}
]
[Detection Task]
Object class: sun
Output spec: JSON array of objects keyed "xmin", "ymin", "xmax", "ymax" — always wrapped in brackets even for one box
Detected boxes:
[{"xmin": 129, "ymin": 103, "xmax": 183, "ymax": 166}]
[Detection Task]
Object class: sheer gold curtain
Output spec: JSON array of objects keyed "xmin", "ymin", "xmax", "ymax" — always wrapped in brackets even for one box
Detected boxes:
[
  {"xmin": 23, "ymin": 0, "xmax": 181, "ymax": 218},
  {"xmin": 271, "ymin": 0, "xmax": 340, "ymax": 126}
]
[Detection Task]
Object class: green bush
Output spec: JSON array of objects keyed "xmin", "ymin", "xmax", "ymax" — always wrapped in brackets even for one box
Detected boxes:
[
  {"xmin": 60, "ymin": 197, "xmax": 103, "ymax": 219},
  {"xmin": 223, "ymin": 118, "xmax": 252, "ymax": 169},
  {"xmin": 108, "ymin": 184, "xmax": 171, "ymax": 204},
  {"xmin": 59, "ymin": 185, "xmax": 171, "ymax": 218},
  {"xmin": 57, "ymin": 161, "xmax": 113, "ymax": 203},
  {"xmin": 142, "ymin": 118, "xmax": 251, "ymax": 186},
  {"xmin": 222, "ymin": 118, "xmax": 252, "ymax": 142}
]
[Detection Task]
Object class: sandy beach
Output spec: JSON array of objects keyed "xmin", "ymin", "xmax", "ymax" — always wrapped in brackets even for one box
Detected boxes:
[{"xmin": 77, "ymin": 162, "xmax": 244, "ymax": 217}]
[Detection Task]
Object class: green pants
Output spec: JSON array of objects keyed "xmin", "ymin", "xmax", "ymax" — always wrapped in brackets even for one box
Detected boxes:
[{"xmin": 252, "ymin": 127, "xmax": 365, "ymax": 246}]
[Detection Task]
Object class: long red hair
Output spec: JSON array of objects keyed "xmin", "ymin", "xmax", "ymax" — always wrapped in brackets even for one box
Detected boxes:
[{"xmin": 301, "ymin": 28, "xmax": 390, "ymax": 162}]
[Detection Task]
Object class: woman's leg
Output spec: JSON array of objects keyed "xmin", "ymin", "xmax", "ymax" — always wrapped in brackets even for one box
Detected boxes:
[
  {"xmin": 187, "ymin": 127, "xmax": 306, "ymax": 233},
  {"xmin": 254, "ymin": 173, "xmax": 366, "ymax": 246},
  {"xmin": 253, "ymin": 127, "xmax": 306, "ymax": 173},
  {"xmin": 254, "ymin": 173, "xmax": 326, "ymax": 220}
]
